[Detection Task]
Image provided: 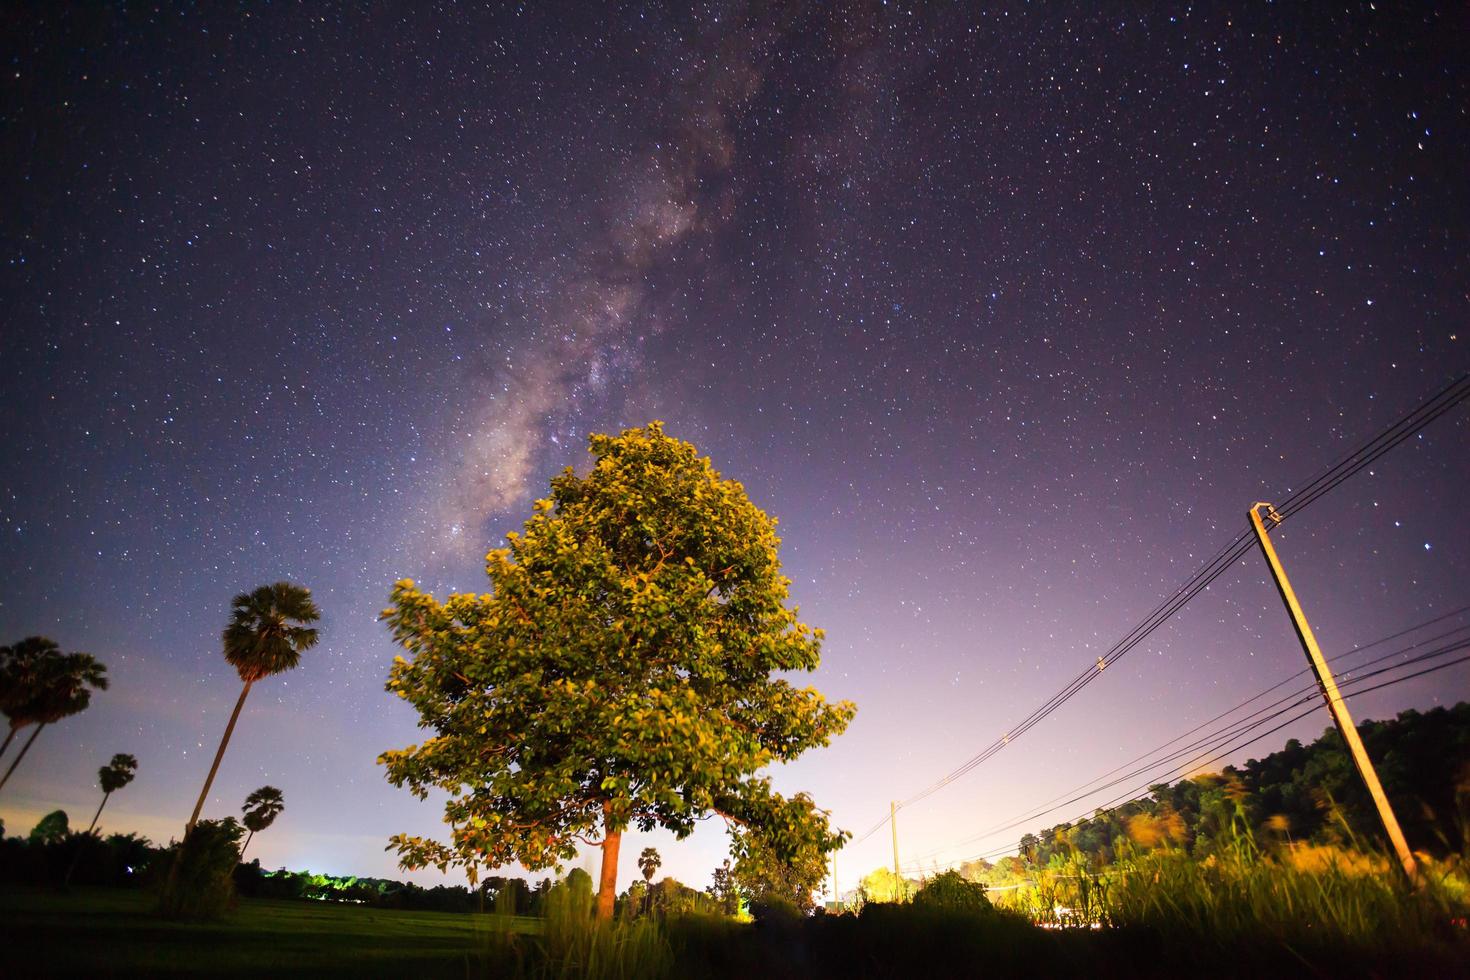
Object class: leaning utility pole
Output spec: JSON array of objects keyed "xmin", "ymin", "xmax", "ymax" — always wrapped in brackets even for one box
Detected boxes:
[
  {"xmin": 1248, "ymin": 502, "xmax": 1419, "ymax": 882},
  {"xmin": 891, "ymin": 800, "xmax": 902, "ymax": 900}
]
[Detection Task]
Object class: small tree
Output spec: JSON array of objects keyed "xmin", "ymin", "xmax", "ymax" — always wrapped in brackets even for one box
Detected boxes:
[
  {"xmin": 380, "ymin": 423, "xmax": 855, "ymax": 919},
  {"xmin": 707, "ymin": 859, "xmax": 740, "ymax": 916},
  {"xmin": 30, "ymin": 809, "xmax": 70, "ymax": 845},
  {"xmin": 912, "ymin": 870, "xmax": 992, "ymax": 914},
  {"xmin": 732, "ymin": 820, "xmax": 832, "ymax": 914},
  {"xmin": 239, "ymin": 785, "xmax": 285, "ymax": 861},
  {"xmin": 156, "ymin": 817, "xmax": 245, "ymax": 919}
]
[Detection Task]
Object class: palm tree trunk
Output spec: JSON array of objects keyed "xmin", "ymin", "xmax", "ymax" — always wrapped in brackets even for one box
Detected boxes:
[
  {"xmin": 596, "ymin": 802, "xmax": 621, "ymax": 921},
  {"xmin": 62, "ymin": 791, "xmax": 111, "ymax": 888},
  {"xmin": 239, "ymin": 829, "xmax": 255, "ymax": 862},
  {"xmin": 187, "ymin": 678, "xmax": 253, "ymax": 830},
  {"xmin": 0, "ymin": 726, "xmax": 17, "ymax": 760},
  {"xmin": 0, "ymin": 723, "xmax": 45, "ymax": 793},
  {"xmin": 86, "ymin": 791, "xmax": 111, "ymax": 836}
]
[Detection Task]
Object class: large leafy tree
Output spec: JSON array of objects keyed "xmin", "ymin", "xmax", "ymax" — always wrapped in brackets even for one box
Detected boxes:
[
  {"xmin": 239, "ymin": 785, "xmax": 285, "ymax": 860},
  {"xmin": 186, "ymin": 583, "xmax": 320, "ymax": 830},
  {"xmin": 381, "ymin": 422, "xmax": 855, "ymax": 919},
  {"xmin": 0, "ymin": 638, "xmax": 109, "ymax": 793}
]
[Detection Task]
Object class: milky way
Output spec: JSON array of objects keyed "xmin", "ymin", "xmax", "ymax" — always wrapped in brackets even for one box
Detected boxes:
[{"xmin": 1, "ymin": 4, "xmax": 1466, "ymax": 891}]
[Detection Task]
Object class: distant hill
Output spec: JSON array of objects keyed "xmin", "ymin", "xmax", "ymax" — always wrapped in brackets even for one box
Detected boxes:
[{"xmin": 970, "ymin": 702, "xmax": 1469, "ymax": 875}]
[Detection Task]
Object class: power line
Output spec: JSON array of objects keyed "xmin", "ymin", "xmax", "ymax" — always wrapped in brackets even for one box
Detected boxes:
[
  {"xmin": 900, "ymin": 608, "xmax": 1470, "ymax": 863},
  {"xmin": 903, "ymin": 641, "xmax": 1470, "ymax": 872},
  {"xmin": 848, "ymin": 375, "xmax": 1469, "ymax": 844}
]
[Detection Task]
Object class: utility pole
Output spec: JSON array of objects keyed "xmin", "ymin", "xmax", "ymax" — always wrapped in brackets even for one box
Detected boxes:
[
  {"xmin": 891, "ymin": 800, "xmax": 902, "ymax": 901},
  {"xmin": 832, "ymin": 850, "xmax": 839, "ymax": 913},
  {"xmin": 1248, "ymin": 502, "xmax": 1419, "ymax": 882}
]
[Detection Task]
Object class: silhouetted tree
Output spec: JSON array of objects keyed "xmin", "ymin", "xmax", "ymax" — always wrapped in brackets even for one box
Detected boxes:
[
  {"xmin": 65, "ymin": 753, "xmax": 139, "ymax": 885},
  {"xmin": 239, "ymin": 785, "xmax": 285, "ymax": 861},
  {"xmin": 186, "ymin": 583, "xmax": 320, "ymax": 830},
  {"xmin": 0, "ymin": 639, "xmax": 108, "ymax": 792}
]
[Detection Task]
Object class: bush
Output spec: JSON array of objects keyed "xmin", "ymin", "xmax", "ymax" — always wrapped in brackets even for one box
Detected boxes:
[
  {"xmin": 912, "ymin": 870, "xmax": 992, "ymax": 915},
  {"xmin": 155, "ymin": 818, "xmax": 245, "ymax": 919}
]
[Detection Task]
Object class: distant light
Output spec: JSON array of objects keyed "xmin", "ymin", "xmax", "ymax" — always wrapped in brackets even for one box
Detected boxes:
[{"xmin": 1424, "ymin": 543, "xmax": 1432, "ymax": 551}]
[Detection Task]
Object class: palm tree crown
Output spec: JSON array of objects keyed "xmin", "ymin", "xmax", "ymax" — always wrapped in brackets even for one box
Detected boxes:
[
  {"xmin": 36, "ymin": 653, "xmax": 109, "ymax": 723},
  {"xmin": 223, "ymin": 582, "xmax": 322, "ymax": 682},
  {"xmin": 99, "ymin": 753, "xmax": 139, "ymax": 795},
  {"xmin": 242, "ymin": 785, "xmax": 285, "ymax": 834},
  {"xmin": 0, "ymin": 639, "xmax": 108, "ymax": 793},
  {"xmin": 638, "ymin": 847, "xmax": 661, "ymax": 883}
]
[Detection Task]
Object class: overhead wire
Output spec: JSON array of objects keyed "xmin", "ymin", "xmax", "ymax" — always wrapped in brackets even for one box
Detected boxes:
[
  {"xmin": 848, "ymin": 374, "xmax": 1470, "ymax": 845},
  {"xmin": 901, "ymin": 607, "xmax": 1470, "ymax": 862},
  {"xmin": 902, "ymin": 635, "xmax": 1470, "ymax": 871}
]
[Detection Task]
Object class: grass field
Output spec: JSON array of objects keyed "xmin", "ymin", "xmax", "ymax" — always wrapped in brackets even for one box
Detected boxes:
[{"xmin": 0, "ymin": 887, "xmax": 540, "ymax": 978}]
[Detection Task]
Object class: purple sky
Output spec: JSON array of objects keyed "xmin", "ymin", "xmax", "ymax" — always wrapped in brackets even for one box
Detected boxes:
[{"xmin": 2, "ymin": 4, "xmax": 1467, "ymax": 895}]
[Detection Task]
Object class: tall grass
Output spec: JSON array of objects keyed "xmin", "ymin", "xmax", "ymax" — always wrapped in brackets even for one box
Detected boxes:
[
  {"xmin": 471, "ymin": 872, "xmax": 671, "ymax": 980},
  {"xmin": 1105, "ymin": 834, "xmax": 1466, "ymax": 954}
]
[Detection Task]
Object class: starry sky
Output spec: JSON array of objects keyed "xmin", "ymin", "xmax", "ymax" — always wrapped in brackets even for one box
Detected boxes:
[{"xmin": 2, "ymin": 3, "xmax": 1467, "ymax": 895}]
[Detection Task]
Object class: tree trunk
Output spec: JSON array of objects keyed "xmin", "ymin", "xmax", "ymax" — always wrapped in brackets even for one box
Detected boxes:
[
  {"xmin": 239, "ymin": 829, "xmax": 255, "ymax": 862},
  {"xmin": 596, "ymin": 804, "xmax": 621, "ymax": 921},
  {"xmin": 63, "ymin": 791, "xmax": 111, "ymax": 888},
  {"xmin": 86, "ymin": 791, "xmax": 111, "ymax": 836},
  {"xmin": 0, "ymin": 723, "xmax": 45, "ymax": 793},
  {"xmin": 0, "ymin": 725, "xmax": 17, "ymax": 760},
  {"xmin": 187, "ymin": 678, "xmax": 254, "ymax": 830}
]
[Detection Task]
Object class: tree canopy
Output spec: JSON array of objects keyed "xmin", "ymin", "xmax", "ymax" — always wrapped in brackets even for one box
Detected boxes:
[
  {"xmin": 380, "ymin": 422, "xmax": 855, "ymax": 916},
  {"xmin": 99, "ymin": 753, "xmax": 138, "ymax": 796}
]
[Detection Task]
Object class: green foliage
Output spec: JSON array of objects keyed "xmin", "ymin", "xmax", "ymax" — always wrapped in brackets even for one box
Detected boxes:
[
  {"xmin": 222, "ymin": 583, "xmax": 322, "ymax": 682},
  {"xmin": 705, "ymin": 859, "xmax": 740, "ymax": 916},
  {"xmin": 912, "ymin": 870, "xmax": 992, "ymax": 914},
  {"xmin": 732, "ymin": 818, "xmax": 830, "ymax": 912},
  {"xmin": 856, "ymin": 866, "xmax": 914, "ymax": 904},
  {"xmin": 99, "ymin": 753, "xmax": 139, "ymax": 795},
  {"xmin": 379, "ymin": 423, "xmax": 853, "ymax": 885},
  {"xmin": 1020, "ymin": 703, "xmax": 1470, "ymax": 870},
  {"xmin": 30, "ymin": 810, "xmax": 69, "ymax": 845},
  {"xmin": 535, "ymin": 870, "xmax": 674, "ymax": 978},
  {"xmin": 1103, "ymin": 826, "xmax": 1468, "ymax": 959},
  {"xmin": 156, "ymin": 817, "xmax": 246, "ymax": 919}
]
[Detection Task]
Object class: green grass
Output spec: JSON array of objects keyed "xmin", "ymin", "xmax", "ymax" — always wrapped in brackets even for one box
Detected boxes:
[{"xmin": 0, "ymin": 886, "xmax": 540, "ymax": 978}]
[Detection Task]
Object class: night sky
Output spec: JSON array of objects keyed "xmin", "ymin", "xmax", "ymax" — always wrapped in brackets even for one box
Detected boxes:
[{"xmin": 2, "ymin": 4, "xmax": 1467, "ymax": 895}]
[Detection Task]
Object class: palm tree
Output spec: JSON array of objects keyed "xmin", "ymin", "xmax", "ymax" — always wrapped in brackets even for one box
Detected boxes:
[
  {"xmin": 638, "ymin": 847, "xmax": 661, "ymax": 915},
  {"xmin": 0, "ymin": 642, "xmax": 108, "ymax": 793},
  {"xmin": 239, "ymin": 785, "xmax": 285, "ymax": 861},
  {"xmin": 65, "ymin": 752, "xmax": 139, "ymax": 885},
  {"xmin": 638, "ymin": 846, "xmax": 661, "ymax": 884},
  {"xmin": 85, "ymin": 753, "xmax": 139, "ymax": 835},
  {"xmin": 1, "ymin": 637, "xmax": 59, "ymax": 757},
  {"xmin": 185, "ymin": 583, "xmax": 320, "ymax": 830}
]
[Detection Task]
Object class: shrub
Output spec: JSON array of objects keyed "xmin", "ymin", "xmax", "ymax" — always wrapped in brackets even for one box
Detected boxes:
[
  {"xmin": 913, "ymin": 870, "xmax": 993, "ymax": 915},
  {"xmin": 155, "ymin": 817, "xmax": 245, "ymax": 919}
]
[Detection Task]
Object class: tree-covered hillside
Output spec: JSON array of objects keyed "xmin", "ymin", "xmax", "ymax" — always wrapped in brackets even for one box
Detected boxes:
[{"xmin": 986, "ymin": 702, "xmax": 1469, "ymax": 874}]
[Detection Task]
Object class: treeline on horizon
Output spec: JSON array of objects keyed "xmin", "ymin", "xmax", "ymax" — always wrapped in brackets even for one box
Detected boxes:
[
  {"xmin": 952, "ymin": 701, "xmax": 1469, "ymax": 885},
  {"xmin": 0, "ymin": 816, "xmax": 727, "ymax": 917},
  {"xmin": 9, "ymin": 702, "xmax": 1468, "ymax": 914}
]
